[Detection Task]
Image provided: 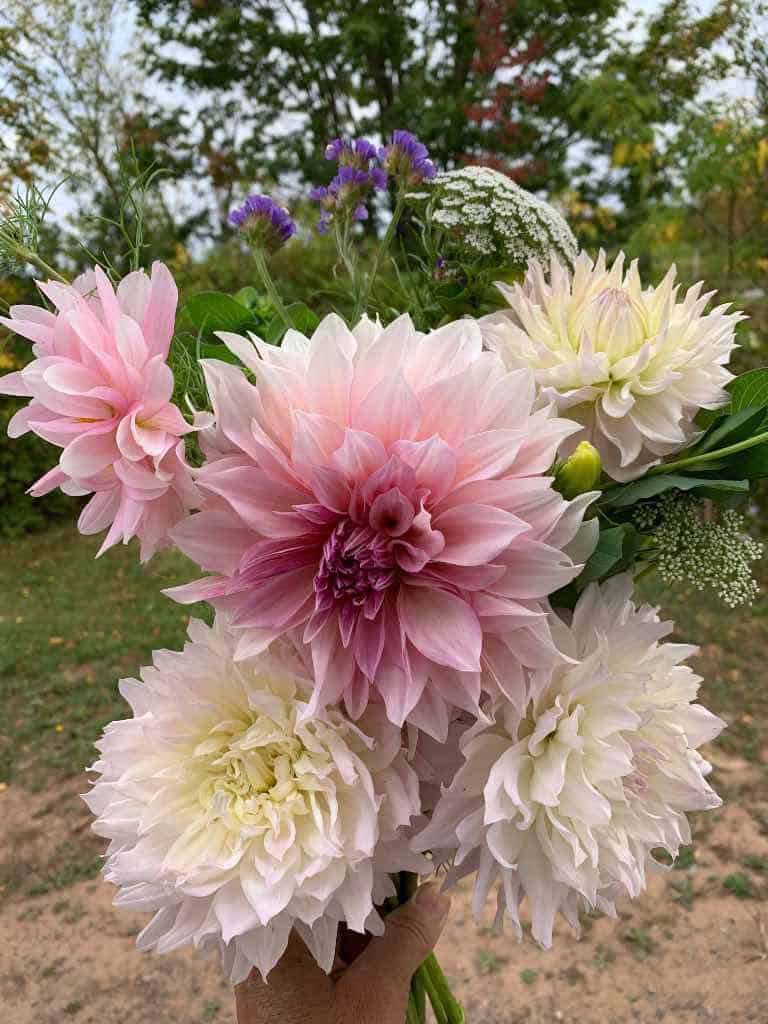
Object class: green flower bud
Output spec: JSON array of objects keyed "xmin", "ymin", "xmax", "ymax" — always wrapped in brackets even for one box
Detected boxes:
[{"xmin": 554, "ymin": 441, "xmax": 602, "ymax": 499}]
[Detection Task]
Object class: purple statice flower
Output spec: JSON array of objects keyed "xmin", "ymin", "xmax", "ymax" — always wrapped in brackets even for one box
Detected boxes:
[
  {"xmin": 229, "ymin": 194, "xmax": 297, "ymax": 251},
  {"xmin": 310, "ymin": 136, "xmax": 388, "ymax": 233},
  {"xmin": 379, "ymin": 130, "xmax": 436, "ymax": 186},
  {"xmin": 325, "ymin": 136, "xmax": 378, "ymax": 169}
]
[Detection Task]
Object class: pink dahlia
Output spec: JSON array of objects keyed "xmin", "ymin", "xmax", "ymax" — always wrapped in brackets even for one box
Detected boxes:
[
  {"xmin": 168, "ymin": 314, "xmax": 595, "ymax": 735},
  {"xmin": 0, "ymin": 263, "xmax": 199, "ymax": 560}
]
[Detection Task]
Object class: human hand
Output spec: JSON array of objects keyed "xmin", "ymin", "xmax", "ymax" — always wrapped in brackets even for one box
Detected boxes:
[{"xmin": 234, "ymin": 883, "xmax": 452, "ymax": 1024}]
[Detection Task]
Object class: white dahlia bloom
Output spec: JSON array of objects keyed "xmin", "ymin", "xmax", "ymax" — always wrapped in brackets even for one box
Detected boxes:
[
  {"xmin": 84, "ymin": 616, "xmax": 424, "ymax": 984},
  {"xmin": 482, "ymin": 251, "xmax": 744, "ymax": 480},
  {"xmin": 413, "ymin": 575, "xmax": 724, "ymax": 946}
]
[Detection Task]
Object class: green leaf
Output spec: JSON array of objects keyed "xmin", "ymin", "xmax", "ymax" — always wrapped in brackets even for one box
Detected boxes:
[
  {"xmin": 728, "ymin": 368, "xmax": 768, "ymax": 413},
  {"xmin": 578, "ymin": 523, "xmax": 641, "ymax": 584},
  {"xmin": 725, "ymin": 443, "xmax": 768, "ymax": 479},
  {"xmin": 690, "ymin": 406, "xmax": 768, "ymax": 454},
  {"xmin": 696, "ymin": 369, "xmax": 768, "ymax": 429},
  {"xmin": 186, "ymin": 292, "xmax": 254, "ymax": 338},
  {"xmin": 602, "ymin": 474, "xmax": 749, "ymax": 507},
  {"xmin": 265, "ymin": 303, "xmax": 320, "ymax": 345}
]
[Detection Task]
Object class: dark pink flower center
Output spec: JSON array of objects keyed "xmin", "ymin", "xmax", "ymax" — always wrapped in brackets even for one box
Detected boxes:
[{"xmin": 314, "ymin": 520, "xmax": 397, "ymax": 623}]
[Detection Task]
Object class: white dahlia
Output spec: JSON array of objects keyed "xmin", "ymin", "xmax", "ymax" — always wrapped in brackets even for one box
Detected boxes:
[
  {"xmin": 481, "ymin": 251, "xmax": 744, "ymax": 480},
  {"xmin": 413, "ymin": 575, "xmax": 724, "ymax": 946},
  {"xmin": 84, "ymin": 616, "xmax": 424, "ymax": 983}
]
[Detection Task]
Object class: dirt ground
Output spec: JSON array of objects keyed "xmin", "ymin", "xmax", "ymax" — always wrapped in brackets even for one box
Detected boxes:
[{"xmin": 1, "ymin": 749, "xmax": 767, "ymax": 1024}]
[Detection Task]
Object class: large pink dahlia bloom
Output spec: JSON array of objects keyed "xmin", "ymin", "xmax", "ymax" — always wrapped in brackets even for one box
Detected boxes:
[
  {"xmin": 169, "ymin": 314, "xmax": 595, "ymax": 735},
  {"xmin": 0, "ymin": 263, "xmax": 198, "ymax": 559}
]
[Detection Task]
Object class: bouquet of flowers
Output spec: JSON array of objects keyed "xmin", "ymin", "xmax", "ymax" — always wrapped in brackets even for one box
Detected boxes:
[{"xmin": 2, "ymin": 131, "xmax": 766, "ymax": 1023}]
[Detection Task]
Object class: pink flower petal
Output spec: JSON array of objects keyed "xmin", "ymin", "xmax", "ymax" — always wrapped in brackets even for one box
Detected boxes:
[
  {"xmin": 60, "ymin": 431, "xmax": 119, "ymax": 478},
  {"xmin": 398, "ymin": 585, "xmax": 482, "ymax": 672},
  {"xmin": 435, "ymin": 504, "xmax": 530, "ymax": 566}
]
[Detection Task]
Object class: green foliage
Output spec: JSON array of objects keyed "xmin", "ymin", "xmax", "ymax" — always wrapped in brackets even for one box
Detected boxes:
[
  {"xmin": 0, "ymin": 400, "xmax": 74, "ymax": 538},
  {"xmin": 579, "ymin": 523, "xmax": 643, "ymax": 584},
  {"xmin": 137, "ymin": 0, "xmax": 622, "ymax": 202}
]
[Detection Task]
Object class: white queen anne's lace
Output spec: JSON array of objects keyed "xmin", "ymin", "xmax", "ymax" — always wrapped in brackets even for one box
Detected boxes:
[
  {"xmin": 84, "ymin": 616, "xmax": 424, "ymax": 984},
  {"xmin": 427, "ymin": 166, "xmax": 578, "ymax": 267},
  {"xmin": 413, "ymin": 575, "xmax": 724, "ymax": 947}
]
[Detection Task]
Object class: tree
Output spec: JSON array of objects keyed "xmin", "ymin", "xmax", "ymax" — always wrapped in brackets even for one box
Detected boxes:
[
  {"xmin": 565, "ymin": 0, "xmax": 740, "ymax": 255},
  {"xmin": 0, "ymin": 0, "xmax": 198, "ymax": 272},
  {"xmin": 136, "ymin": 0, "xmax": 623, "ymax": 213}
]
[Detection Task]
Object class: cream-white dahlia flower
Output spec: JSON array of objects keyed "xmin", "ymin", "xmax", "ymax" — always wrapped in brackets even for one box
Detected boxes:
[
  {"xmin": 413, "ymin": 575, "xmax": 724, "ymax": 946},
  {"xmin": 84, "ymin": 616, "xmax": 424, "ymax": 983},
  {"xmin": 481, "ymin": 251, "xmax": 744, "ymax": 480}
]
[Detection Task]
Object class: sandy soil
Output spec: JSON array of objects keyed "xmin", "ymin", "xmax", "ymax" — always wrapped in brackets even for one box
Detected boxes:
[{"xmin": 1, "ymin": 752, "xmax": 767, "ymax": 1024}]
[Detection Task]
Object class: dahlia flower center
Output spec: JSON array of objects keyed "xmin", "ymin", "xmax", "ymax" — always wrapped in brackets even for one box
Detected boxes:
[
  {"xmin": 585, "ymin": 287, "xmax": 648, "ymax": 358},
  {"xmin": 314, "ymin": 519, "xmax": 397, "ymax": 618},
  {"xmin": 197, "ymin": 715, "xmax": 311, "ymax": 827}
]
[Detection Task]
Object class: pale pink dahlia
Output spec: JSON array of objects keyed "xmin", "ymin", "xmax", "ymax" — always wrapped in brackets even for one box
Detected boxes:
[
  {"xmin": 0, "ymin": 263, "xmax": 199, "ymax": 559},
  {"xmin": 168, "ymin": 314, "xmax": 595, "ymax": 736}
]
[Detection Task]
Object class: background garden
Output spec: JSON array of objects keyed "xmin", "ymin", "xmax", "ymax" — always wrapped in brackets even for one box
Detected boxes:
[{"xmin": 0, "ymin": 2, "xmax": 767, "ymax": 1022}]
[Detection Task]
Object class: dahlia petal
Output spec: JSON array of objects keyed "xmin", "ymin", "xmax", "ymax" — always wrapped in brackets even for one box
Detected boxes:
[
  {"xmin": 231, "ymin": 567, "xmax": 317, "ymax": 629},
  {"xmin": 78, "ymin": 489, "xmax": 122, "ymax": 535},
  {"xmin": 0, "ymin": 369, "xmax": 32, "ymax": 396},
  {"xmin": 398, "ymin": 586, "xmax": 482, "ymax": 672},
  {"xmin": 435, "ymin": 504, "xmax": 529, "ymax": 565},
  {"xmin": 171, "ymin": 510, "xmax": 258, "ymax": 575},
  {"xmin": 28, "ymin": 465, "xmax": 68, "ymax": 497},
  {"xmin": 353, "ymin": 370, "xmax": 421, "ymax": 446},
  {"xmin": 60, "ymin": 431, "xmax": 119, "ymax": 478},
  {"xmin": 391, "ymin": 436, "xmax": 457, "ymax": 504},
  {"xmin": 454, "ymin": 429, "xmax": 526, "ymax": 484},
  {"xmin": 140, "ymin": 262, "xmax": 178, "ymax": 358},
  {"xmin": 330, "ymin": 429, "xmax": 388, "ymax": 482}
]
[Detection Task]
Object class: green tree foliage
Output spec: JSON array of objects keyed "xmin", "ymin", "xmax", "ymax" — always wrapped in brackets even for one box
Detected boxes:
[{"xmin": 136, "ymin": 0, "xmax": 622, "ymax": 211}]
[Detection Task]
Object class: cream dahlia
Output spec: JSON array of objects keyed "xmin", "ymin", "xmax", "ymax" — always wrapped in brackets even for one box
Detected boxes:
[
  {"xmin": 481, "ymin": 251, "xmax": 744, "ymax": 480},
  {"xmin": 413, "ymin": 574, "xmax": 724, "ymax": 946},
  {"xmin": 0, "ymin": 263, "xmax": 199, "ymax": 559},
  {"xmin": 84, "ymin": 615, "xmax": 424, "ymax": 984},
  {"xmin": 167, "ymin": 313, "xmax": 597, "ymax": 737}
]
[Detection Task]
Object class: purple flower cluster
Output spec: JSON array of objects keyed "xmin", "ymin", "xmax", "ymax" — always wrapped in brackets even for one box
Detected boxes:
[
  {"xmin": 310, "ymin": 130, "xmax": 434, "ymax": 234},
  {"xmin": 229, "ymin": 194, "xmax": 297, "ymax": 251},
  {"xmin": 311, "ymin": 136, "xmax": 388, "ymax": 234},
  {"xmin": 379, "ymin": 130, "xmax": 436, "ymax": 185}
]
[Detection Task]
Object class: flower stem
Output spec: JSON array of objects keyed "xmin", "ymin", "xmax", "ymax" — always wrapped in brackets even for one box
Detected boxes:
[
  {"xmin": 2, "ymin": 237, "xmax": 68, "ymax": 283},
  {"xmin": 354, "ymin": 195, "xmax": 406, "ymax": 321},
  {"xmin": 424, "ymin": 953, "xmax": 465, "ymax": 1023},
  {"xmin": 414, "ymin": 961, "xmax": 448, "ymax": 1024},
  {"xmin": 251, "ymin": 246, "xmax": 293, "ymax": 331},
  {"xmin": 601, "ymin": 428, "xmax": 768, "ymax": 495},
  {"xmin": 643, "ymin": 429, "xmax": 768, "ymax": 476}
]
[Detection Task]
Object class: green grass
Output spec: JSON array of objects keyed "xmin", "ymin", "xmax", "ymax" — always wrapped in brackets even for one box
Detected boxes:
[
  {"xmin": 0, "ymin": 523, "xmax": 208, "ymax": 787},
  {"xmin": 474, "ymin": 949, "xmax": 508, "ymax": 975},
  {"xmin": 723, "ymin": 873, "xmax": 755, "ymax": 899}
]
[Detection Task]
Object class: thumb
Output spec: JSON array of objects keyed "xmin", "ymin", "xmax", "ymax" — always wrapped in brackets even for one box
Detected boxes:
[{"xmin": 339, "ymin": 883, "xmax": 451, "ymax": 1000}]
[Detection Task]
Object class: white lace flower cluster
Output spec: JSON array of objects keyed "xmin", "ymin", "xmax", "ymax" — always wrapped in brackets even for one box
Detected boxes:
[
  {"xmin": 635, "ymin": 492, "xmax": 763, "ymax": 607},
  {"xmin": 427, "ymin": 166, "xmax": 578, "ymax": 267},
  {"xmin": 85, "ymin": 617, "xmax": 424, "ymax": 984},
  {"xmin": 414, "ymin": 575, "xmax": 724, "ymax": 946}
]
